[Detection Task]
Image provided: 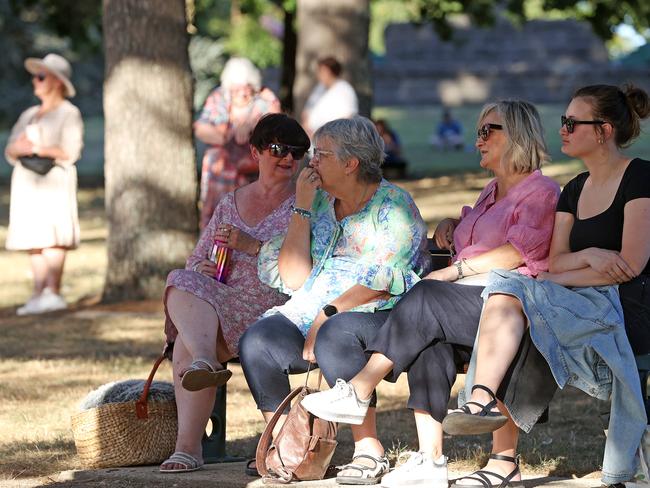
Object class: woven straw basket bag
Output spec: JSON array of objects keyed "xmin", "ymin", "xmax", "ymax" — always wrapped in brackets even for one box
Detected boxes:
[{"xmin": 71, "ymin": 355, "xmax": 178, "ymax": 468}]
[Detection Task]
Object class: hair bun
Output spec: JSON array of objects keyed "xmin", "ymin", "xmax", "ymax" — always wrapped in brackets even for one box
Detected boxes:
[{"xmin": 624, "ymin": 84, "xmax": 650, "ymax": 119}]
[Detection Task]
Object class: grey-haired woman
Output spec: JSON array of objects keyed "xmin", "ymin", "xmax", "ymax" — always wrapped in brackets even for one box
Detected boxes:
[
  {"xmin": 238, "ymin": 116, "xmax": 431, "ymax": 477},
  {"xmin": 194, "ymin": 57, "xmax": 280, "ymax": 229}
]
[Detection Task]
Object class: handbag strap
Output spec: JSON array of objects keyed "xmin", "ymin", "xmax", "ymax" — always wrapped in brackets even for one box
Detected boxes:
[
  {"xmin": 304, "ymin": 363, "xmax": 323, "ymax": 389},
  {"xmin": 255, "ymin": 386, "xmax": 308, "ymax": 478},
  {"xmin": 135, "ymin": 355, "xmax": 166, "ymax": 419}
]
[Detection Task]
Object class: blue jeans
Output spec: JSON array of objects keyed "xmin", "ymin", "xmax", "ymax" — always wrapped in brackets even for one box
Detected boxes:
[{"xmin": 466, "ymin": 270, "xmax": 646, "ymax": 484}]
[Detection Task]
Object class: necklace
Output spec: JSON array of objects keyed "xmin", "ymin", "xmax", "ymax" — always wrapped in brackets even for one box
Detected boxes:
[
  {"xmin": 354, "ymin": 183, "xmax": 370, "ymax": 213},
  {"xmin": 336, "ymin": 183, "xmax": 372, "ymax": 220}
]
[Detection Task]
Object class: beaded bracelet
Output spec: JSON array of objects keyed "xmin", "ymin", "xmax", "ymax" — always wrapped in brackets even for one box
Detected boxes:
[
  {"xmin": 291, "ymin": 205, "xmax": 312, "ymax": 219},
  {"xmin": 453, "ymin": 260, "xmax": 464, "ymax": 280}
]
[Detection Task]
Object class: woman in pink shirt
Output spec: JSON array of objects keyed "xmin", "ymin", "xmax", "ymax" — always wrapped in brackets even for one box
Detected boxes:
[{"xmin": 301, "ymin": 100, "xmax": 560, "ymax": 488}]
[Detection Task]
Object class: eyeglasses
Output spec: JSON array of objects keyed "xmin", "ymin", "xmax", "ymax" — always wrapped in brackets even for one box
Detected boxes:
[
  {"xmin": 33, "ymin": 73, "xmax": 47, "ymax": 82},
  {"xmin": 561, "ymin": 115, "xmax": 605, "ymax": 134},
  {"xmin": 312, "ymin": 148, "xmax": 336, "ymax": 160},
  {"xmin": 266, "ymin": 143, "xmax": 307, "ymax": 160},
  {"xmin": 477, "ymin": 123, "xmax": 503, "ymax": 141}
]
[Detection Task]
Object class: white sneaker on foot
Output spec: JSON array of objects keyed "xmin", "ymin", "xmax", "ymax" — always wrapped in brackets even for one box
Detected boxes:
[
  {"xmin": 300, "ymin": 378, "xmax": 370, "ymax": 425},
  {"xmin": 16, "ymin": 294, "xmax": 43, "ymax": 316},
  {"xmin": 34, "ymin": 288, "xmax": 67, "ymax": 313},
  {"xmin": 380, "ymin": 452, "xmax": 448, "ymax": 488}
]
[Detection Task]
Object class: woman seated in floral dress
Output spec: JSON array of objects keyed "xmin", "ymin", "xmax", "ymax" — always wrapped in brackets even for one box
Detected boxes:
[{"xmin": 159, "ymin": 113, "xmax": 310, "ymax": 473}]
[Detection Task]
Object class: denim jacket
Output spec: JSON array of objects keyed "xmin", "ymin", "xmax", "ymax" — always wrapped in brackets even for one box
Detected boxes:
[{"xmin": 464, "ymin": 270, "xmax": 646, "ymax": 485}]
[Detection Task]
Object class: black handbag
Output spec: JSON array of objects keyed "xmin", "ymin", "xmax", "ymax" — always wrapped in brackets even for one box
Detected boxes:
[{"xmin": 19, "ymin": 154, "xmax": 56, "ymax": 175}]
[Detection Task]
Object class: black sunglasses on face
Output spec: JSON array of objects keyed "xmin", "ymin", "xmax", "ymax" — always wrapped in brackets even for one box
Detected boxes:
[
  {"xmin": 33, "ymin": 73, "xmax": 47, "ymax": 82},
  {"xmin": 266, "ymin": 143, "xmax": 307, "ymax": 160},
  {"xmin": 477, "ymin": 123, "xmax": 503, "ymax": 141},
  {"xmin": 561, "ymin": 115, "xmax": 605, "ymax": 134}
]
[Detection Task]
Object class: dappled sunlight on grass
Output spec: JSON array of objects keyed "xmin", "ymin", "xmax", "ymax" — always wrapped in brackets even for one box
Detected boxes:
[{"xmin": 0, "ymin": 164, "xmax": 612, "ymax": 481}]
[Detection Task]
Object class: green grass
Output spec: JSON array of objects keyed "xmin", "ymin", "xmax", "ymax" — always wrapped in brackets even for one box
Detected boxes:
[
  {"xmin": 372, "ymin": 104, "xmax": 650, "ymax": 177},
  {"xmin": 1, "ymin": 104, "xmax": 648, "ymax": 184}
]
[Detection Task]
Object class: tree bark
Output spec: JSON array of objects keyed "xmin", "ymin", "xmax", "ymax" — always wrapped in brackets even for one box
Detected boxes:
[
  {"xmin": 279, "ymin": 7, "xmax": 297, "ymax": 113},
  {"xmin": 102, "ymin": 0, "xmax": 197, "ymax": 302},
  {"xmin": 294, "ymin": 0, "xmax": 371, "ymax": 118}
]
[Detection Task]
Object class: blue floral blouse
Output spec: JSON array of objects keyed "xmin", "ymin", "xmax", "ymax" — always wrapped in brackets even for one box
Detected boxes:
[{"xmin": 257, "ymin": 179, "xmax": 431, "ymax": 336}]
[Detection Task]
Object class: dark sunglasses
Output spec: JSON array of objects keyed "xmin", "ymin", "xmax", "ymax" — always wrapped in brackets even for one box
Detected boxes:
[
  {"xmin": 266, "ymin": 143, "xmax": 307, "ymax": 160},
  {"xmin": 477, "ymin": 123, "xmax": 503, "ymax": 141},
  {"xmin": 33, "ymin": 73, "xmax": 47, "ymax": 82},
  {"xmin": 561, "ymin": 115, "xmax": 605, "ymax": 134}
]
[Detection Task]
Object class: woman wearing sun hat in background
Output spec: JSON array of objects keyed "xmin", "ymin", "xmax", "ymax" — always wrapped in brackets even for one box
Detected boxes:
[{"xmin": 4, "ymin": 53, "xmax": 84, "ymax": 315}]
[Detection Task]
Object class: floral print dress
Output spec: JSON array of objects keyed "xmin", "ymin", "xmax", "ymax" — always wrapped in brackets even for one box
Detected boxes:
[
  {"xmin": 164, "ymin": 191, "xmax": 293, "ymax": 355},
  {"xmin": 258, "ymin": 179, "xmax": 431, "ymax": 336},
  {"xmin": 198, "ymin": 86, "xmax": 280, "ymax": 229}
]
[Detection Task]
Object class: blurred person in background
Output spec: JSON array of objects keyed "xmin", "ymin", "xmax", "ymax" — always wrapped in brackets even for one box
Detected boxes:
[
  {"xmin": 301, "ymin": 56, "xmax": 358, "ymax": 137},
  {"xmin": 375, "ymin": 118, "xmax": 407, "ymax": 179},
  {"xmin": 431, "ymin": 109, "xmax": 464, "ymax": 151},
  {"xmin": 194, "ymin": 57, "xmax": 280, "ymax": 230},
  {"xmin": 4, "ymin": 53, "xmax": 83, "ymax": 315}
]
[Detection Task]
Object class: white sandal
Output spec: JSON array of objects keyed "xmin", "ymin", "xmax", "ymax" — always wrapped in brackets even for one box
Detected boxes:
[
  {"xmin": 181, "ymin": 358, "xmax": 232, "ymax": 392},
  {"xmin": 159, "ymin": 451, "xmax": 204, "ymax": 473},
  {"xmin": 336, "ymin": 453, "xmax": 389, "ymax": 485}
]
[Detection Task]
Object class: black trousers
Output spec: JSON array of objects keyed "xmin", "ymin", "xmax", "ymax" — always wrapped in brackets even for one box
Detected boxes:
[
  {"xmin": 239, "ymin": 312, "xmax": 389, "ymax": 412},
  {"xmin": 366, "ymin": 279, "xmax": 485, "ymax": 422}
]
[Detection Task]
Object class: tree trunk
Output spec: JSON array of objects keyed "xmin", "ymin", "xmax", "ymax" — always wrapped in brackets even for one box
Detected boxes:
[
  {"xmin": 279, "ymin": 7, "xmax": 297, "ymax": 113},
  {"xmin": 102, "ymin": 0, "xmax": 197, "ymax": 302},
  {"xmin": 294, "ymin": 0, "xmax": 371, "ymax": 118}
]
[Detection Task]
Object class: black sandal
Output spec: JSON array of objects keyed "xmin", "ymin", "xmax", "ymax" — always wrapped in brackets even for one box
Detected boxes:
[
  {"xmin": 245, "ymin": 458, "xmax": 259, "ymax": 477},
  {"xmin": 451, "ymin": 454, "xmax": 524, "ymax": 488},
  {"xmin": 442, "ymin": 384, "xmax": 508, "ymax": 435}
]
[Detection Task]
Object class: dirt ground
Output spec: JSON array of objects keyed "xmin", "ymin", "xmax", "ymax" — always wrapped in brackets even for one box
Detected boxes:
[{"xmin": 2, "ymin": 162, "xmax": 615, "ymax": 487}]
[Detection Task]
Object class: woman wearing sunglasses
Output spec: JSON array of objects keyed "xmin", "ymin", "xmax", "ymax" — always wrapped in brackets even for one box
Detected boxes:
[
  {"xmin": 443, "ymin": 85, "xmax": 650, "ymax": 488},
  {"xmin": 301, "ymin": 101, "xmax": 560, "ymax": 487},
  {"xmin": 194, "ymin": 57, "xmax": 281, "ymax": 230},
  {"xmin": 159, "ymin": 113, "xmax": 309, "ymax": 473},
  {"xmin": 4, "ymin": 53, "xmax": 83, "ymax": 315},
  {"xmin": 237, "ymin": 116, "xmax": 430, "ymax": 477}
]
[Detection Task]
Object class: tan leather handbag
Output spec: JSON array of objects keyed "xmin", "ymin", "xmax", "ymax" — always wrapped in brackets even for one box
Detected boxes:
[{"xmin": 255, "ymin": 370, "xmax": 338, "ymax": 483}]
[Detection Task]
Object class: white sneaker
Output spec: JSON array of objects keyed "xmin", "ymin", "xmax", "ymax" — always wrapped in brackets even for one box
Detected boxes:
[
  {"xmin": 380, "ymin": 452, "xmax": 448, "ymax": 488},
  {"xmin": 33, "ymin": 288, "xmax": 67, "ymax": 313},
  {"xmin": 300, "ymin": 378, "xmax": 370, "ymax": 425},
  {"xmin": 16, "ymin": 294, "xmax": 43, "ymax": 316}
]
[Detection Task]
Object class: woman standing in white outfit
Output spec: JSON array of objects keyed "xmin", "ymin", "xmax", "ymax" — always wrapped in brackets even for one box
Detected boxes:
[
  {"xmin": 4, "ymin": 53, "xmax": 84, "ymax": 315},
  {"xmin": 301, "ymin": 56, "xmax": 358, "ymax": 137}
]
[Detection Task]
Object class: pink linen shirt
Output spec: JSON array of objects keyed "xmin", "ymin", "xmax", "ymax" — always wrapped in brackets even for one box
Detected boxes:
[{"xmin": 453, "ymin": 170, "xmax": 560, "ymax": 276}]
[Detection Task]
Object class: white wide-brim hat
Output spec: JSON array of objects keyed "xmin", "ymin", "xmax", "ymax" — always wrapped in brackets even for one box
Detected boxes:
[{"xmin": 24, "ymin": 53, "xmax": 76, "ymax": 98}]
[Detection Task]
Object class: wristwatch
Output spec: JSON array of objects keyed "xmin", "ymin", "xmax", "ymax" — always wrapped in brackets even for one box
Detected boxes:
[{"xmin": 322, "ymin": 304, "xmax": 338, "ymax": 317}]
